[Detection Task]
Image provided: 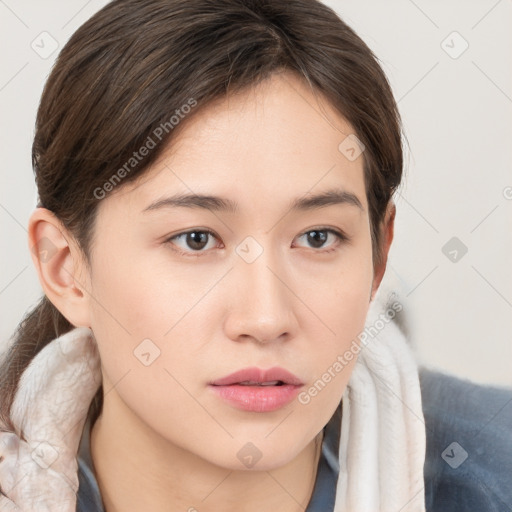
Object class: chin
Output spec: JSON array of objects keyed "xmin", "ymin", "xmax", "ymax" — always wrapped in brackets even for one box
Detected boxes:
[{"xmin": 229, "ymin": 437, "xmax": 307, "ymax": 472}]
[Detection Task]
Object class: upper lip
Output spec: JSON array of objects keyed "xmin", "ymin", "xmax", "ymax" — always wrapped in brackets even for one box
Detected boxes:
[{"xmin": 210, "ymin": 367, "xmax": 303, "ymax": 386}]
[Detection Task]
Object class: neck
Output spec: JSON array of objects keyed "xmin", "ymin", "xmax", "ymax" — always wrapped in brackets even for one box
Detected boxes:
[{"xmin": 90, "ymin": 392, "xmax": 324, "ymax": 512}]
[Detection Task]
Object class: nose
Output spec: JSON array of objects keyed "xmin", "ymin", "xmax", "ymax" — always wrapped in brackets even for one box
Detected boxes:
[{"xmin": 223, "ymin": 244, "xmax": 299, "ymax": 344}]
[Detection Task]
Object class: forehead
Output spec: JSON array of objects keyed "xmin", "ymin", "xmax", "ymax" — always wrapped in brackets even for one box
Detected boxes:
[{"xmin": 104, "ymin": 70, "xmax": 367, "ymax": 217}]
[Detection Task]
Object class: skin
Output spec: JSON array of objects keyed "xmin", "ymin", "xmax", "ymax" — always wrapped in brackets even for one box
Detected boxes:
[{"xmin": 28, "ymin": 70, "xmax": 395, "ymax": 512}]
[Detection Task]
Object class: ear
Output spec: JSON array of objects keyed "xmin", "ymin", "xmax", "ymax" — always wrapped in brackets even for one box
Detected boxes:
[
  {"xmin": 28, "ymin": 208, "xmax": 92, "ymax": 327},
  {"xmin": 370, "ymin": 200, "xmax": 396, "ymax": 302}
]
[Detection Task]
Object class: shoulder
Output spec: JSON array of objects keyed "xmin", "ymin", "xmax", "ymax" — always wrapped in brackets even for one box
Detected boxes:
[{"xmin": 419, "ymin": 367, "xmax": 512, "ymax": 512}]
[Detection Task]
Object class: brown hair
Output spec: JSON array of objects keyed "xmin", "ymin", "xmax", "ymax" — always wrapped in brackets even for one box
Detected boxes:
[{"xmin": 0, "ymin": 0, "xmax": 405, "ymax": 435}]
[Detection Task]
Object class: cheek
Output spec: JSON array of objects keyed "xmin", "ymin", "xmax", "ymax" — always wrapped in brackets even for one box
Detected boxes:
[
  {"xmin": 86, "ymin": 243, "xmax": 214, "ymax": 407},
  {"xmin": 88, "ymin": 244, "xmax": 188, "ymax": 339},
  {"xmin": 86, "ymin": 253, "xmax": 202, "ymax": 448},
  {"xmin": 85, "ymin": 247, "xmax": 169, "ymax": 391},
  {"xmin": 295, "ymin": 242, "xmax": 373, "ymax": 407},
  {"xmin": 297, "ymin": 234, "xmax": 373, "ymax": 339}
]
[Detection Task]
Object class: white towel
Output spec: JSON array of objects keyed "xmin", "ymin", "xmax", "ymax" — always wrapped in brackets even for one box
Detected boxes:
[
  {"xmin": 0, "ymin": 282, "xmax": 426, "ymax": 511},
  {"xmin": 0, "ymin": 327, "xmax": 101, "ymax": 511},
  {"xmin": 335, "ymin": 284, "xmax": 426, "ymax": 511}
]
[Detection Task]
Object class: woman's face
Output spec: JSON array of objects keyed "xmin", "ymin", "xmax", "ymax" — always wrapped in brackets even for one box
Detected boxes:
[{"xmin": 84, "ymin": 71, "xmax": 375, "ymax": 470}]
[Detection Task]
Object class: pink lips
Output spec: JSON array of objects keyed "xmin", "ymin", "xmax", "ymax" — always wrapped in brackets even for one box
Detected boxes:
[{"xmin": 209, "ymin": 367, "xmax": 303, "ymax": 412}]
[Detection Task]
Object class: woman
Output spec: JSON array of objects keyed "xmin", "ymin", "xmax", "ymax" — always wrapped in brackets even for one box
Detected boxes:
[{"xmin": 0, "ymin": 1, "xmax": 510, "ymax": 511}]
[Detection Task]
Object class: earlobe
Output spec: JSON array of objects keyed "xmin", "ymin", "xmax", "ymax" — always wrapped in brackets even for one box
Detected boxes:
[
  {"xmin": 28, "ymin": 208, "xmax": 92, "ymax": 327},
  {"xmin": 369, "ymin": 201, "xmax": 396, "ymax": 302}
]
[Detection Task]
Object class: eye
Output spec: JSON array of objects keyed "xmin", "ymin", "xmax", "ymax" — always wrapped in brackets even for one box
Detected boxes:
[
  {"xmin": 164, "ymin": 229, "xmax": 221, "ymax": 257},
  {"xmin": 294, "ymin": 228, "xmax": 348, "ymax": 253}
]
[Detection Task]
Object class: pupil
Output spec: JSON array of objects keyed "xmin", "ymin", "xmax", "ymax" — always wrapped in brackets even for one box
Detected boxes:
[
  {"xmin": 187, "ymin": 231, "xmax": 208, "ymax": 250},
  {"xmin": 308, "ymin": 230, "xmax": 327, "ymax": 248}
]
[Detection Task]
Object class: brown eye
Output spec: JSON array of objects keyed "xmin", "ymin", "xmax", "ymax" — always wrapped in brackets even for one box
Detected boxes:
[
  {"xmin": 182, "ymin": 231, "xmax": 210, "ymax": 250},
  {"xmin": 305, "ymin": 230, "xmax": 329, "ymax": 249},
  {"xmin": 295, "ymin": 228, "xmax": 348, "ymax": 252},
  {"xmin": 164, "ymin": 229, "xmax": 220, "ymax": 256}
]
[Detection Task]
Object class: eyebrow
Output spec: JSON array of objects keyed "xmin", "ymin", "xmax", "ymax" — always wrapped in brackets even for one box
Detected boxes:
[{"xmin": 142, "ymin": 187, "xmax": 364, "ymax": 214}]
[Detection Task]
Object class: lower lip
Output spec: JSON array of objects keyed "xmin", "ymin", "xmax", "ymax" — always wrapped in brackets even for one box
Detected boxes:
[{"xmin": 209, "ymin": 384, "xmax": 302, "ymax": 412}]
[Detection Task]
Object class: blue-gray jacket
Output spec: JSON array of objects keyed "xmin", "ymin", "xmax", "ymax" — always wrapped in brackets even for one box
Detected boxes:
[{"xmin": 76, "ymin": 369, "xmax": 512, "ymax": 511}]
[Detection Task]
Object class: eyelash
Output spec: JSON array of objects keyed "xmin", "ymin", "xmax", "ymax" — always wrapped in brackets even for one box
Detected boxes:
[{"xmin": 163, "ymin": 227, "xmax": 349, "ymax": 258}]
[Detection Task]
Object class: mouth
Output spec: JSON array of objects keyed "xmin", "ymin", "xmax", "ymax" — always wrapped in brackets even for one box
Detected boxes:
[
  {"xmin": 209, "ymin": 367, "xmax": 303, "ymax": 412},
  {"xmin": 210, "ymin": 366, "xmax": 303, "ymax": 387},
  {"xmin": 236, "ymin": 380, "xmax": 285, "ymax": 386}
]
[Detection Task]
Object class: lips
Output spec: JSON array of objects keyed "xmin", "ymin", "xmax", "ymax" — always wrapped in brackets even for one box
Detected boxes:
[{"xmin": 209, "ymin": 367, "xmax": 304, "ymax": 412}]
